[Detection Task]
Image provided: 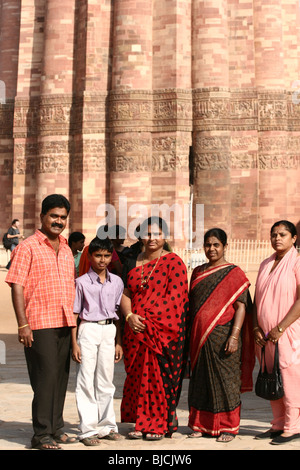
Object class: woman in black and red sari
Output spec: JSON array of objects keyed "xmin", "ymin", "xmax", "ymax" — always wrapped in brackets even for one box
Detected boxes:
[
  {"xmin": 120, "ymin": 217, "xmax": 189, "ymax": 441},
  {"xmin": 188, "ymin": 228, "xmax": 255, "ymax": 443}
]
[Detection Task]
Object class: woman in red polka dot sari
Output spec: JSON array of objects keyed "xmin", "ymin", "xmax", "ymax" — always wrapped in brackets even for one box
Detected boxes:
[{"xmin": 120, "ymin": 217, "xmax": 189, "ymax": 440}]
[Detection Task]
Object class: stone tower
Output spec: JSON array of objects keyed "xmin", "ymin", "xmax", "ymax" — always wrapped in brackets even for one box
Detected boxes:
[{"xmin": 0, "ymin": 0, "xmax": 299, "ymax": 247}]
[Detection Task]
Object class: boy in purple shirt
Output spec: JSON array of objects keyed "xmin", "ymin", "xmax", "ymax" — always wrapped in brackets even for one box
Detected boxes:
[{"xmin": 72, "ymin": 237, "xmax": 124, "ymax": 446}]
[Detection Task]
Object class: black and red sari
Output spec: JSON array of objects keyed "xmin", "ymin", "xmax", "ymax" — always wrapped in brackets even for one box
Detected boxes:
[
  {"xmin": 188, "ymin": 263, "xmax": 255, "ymax": 436},
  {"xmin": 121, "ymin": 253, "xmax": 189, "ymax": 436}
]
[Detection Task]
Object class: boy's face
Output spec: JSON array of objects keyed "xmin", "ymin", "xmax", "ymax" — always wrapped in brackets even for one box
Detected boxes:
[{"xmin": 88, "ymin": 249, "xmax": 112, "ymax": 274}]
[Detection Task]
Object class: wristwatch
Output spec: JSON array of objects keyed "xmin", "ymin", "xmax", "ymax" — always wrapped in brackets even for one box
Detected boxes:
[{"xmin": 277, "ymin": 325, "xmax": 284, "ymax": 333}]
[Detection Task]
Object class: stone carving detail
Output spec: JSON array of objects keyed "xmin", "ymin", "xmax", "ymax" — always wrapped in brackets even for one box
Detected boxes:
[
  {"xmin": 258, "ymin": 135, "xmax": 299, "ymax": 169},
  {"xmin": 152, "ymin": 135, "xmax": 190, "ymax": 171},
  {"xmin": 72, "ymin": 139, "xmax": 107, "ymax": 173},
  {"xmin": 1, "ymin": 88, "xmax": 299, "ymax": 180},
  {"xmin": 110, "ymin": 136, "xmax": 151, "ymax": 171},
  {"xmin": 194, "ymin": 153, "xmax": 230, "ymax": 171},
  {"xmin": 259, "ymin": 155, "xmax": 298, "ymax": 170},
  {"xmin": 193, "ymin": 135, "xmax": 230, "ymax": 170}
]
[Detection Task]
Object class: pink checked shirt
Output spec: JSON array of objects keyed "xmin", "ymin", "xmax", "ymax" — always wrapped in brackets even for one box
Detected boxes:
[{"xmin": 6, "ymin": 230, "xmax": 76, "ymax": 330}]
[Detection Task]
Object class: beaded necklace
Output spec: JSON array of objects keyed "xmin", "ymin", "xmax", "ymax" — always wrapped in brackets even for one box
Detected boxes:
[{"xmin": 140, "ymin": 248, "xmax": 164, "ymax": 289}]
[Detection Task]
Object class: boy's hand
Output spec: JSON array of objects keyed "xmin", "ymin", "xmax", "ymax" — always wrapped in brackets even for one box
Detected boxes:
[
  {"xmin": 72, "ymin": 343, "xmax": 81, "ymax": 363},
  {"xmin": 115, "ymin": 344, "xmax": 123, "ymax": 363}
]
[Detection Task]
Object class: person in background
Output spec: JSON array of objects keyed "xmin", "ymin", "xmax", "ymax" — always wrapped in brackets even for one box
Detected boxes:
[
  {"xmin": 5, "ymin": 194, "xmax": 78, "ymax": 450},
  {"xmin": 5, "ymin": 219, "xmax": 24, "ymax": 269},
  {"xmin": 68, "ymin": 231, "xmax": 85, "ymax": 277},
  {"xmin": 108, "ymin": 225, "xmax": 129, "ymax": 265},
  {"xmin": 253, "ymin": 220, "xmax": 300, "ymax": 445}
]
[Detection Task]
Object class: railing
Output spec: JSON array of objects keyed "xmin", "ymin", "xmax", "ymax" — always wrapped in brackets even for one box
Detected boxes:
[
  {"xmin": 175, "ymin": 240, "xmax": 278, "ymax": 273},
  {"xmin": 1, "ymin": 241, "xmax": 298, "ymax": 273}
]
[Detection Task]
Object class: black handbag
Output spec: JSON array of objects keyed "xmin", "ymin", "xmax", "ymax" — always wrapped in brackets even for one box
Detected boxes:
[{"xmin": 255, "ymin": 343, "xmax": 284, "ymax": 401}]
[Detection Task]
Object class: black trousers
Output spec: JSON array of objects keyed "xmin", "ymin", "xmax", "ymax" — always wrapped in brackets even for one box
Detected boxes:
[{"xmin": 24, "ymin": 327, "xmax": 71, "ymax": 445}]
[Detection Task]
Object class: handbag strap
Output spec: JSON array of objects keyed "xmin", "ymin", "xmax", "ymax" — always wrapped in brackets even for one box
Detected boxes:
[
  {"xmin": 272, "ymin": 342, "xmax": 280, "ymax": 373},
  {"xmin": 260, "ymin": 343, "xmax": 280, "ymax": 373},
  {"xmin": 259, "ymin": 346, "xmax": 266, "ymax": 372}
]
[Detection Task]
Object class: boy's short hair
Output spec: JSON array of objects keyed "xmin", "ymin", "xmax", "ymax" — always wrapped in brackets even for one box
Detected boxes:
[{"xmin": 88, "ymin": 237, "xmax": 114, "ymax": 255}]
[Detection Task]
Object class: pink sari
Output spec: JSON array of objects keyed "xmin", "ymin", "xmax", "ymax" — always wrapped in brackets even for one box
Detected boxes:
[{"xmin": 255, "ymin": 246, "xmax": 300, "ymax": 426}]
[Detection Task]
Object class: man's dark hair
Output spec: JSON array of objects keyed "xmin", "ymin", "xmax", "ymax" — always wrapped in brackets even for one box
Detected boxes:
[
  {"xmin": 11, "ymin": 219, "xmax": 19, "ymax": 226},
  {"xmin": 88, "ymin": 237, "xmax": 114, "ymax": 255},
  {"xmin": 68, "ymin": 231, "xmax": 85, "ymax": 247},
  {"xmin": 41, "ymin": 194, "xmax": 71, "ymax": 215}
]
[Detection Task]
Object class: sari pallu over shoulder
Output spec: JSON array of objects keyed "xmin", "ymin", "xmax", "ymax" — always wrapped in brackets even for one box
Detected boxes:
[{"xmin": 189, "ymin": 263, "xmax": 255, "ymax": 392}]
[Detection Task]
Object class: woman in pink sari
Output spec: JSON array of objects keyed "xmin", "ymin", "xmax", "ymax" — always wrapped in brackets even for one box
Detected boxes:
[{"xmin": 253, "ymin": 220, "xmax": 300, "ymax": 445}]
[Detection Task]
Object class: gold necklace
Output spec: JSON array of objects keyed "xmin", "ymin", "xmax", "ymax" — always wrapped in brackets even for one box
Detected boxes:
[{"xmin": 140, "ymin": 249, "xmax": 163, "ymax": 289}]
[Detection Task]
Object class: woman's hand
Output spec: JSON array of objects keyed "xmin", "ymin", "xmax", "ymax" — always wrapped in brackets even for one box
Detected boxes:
[
  {"xmin": 253, "ymin": 326, "xmax": 267, "ymax": 347},
  {"xmin": 267, "ymin": 326, "xmax": 283, "ymax": 344},
  {"xmin": 225, "ymin": 335, "xmax": 239, "ymax": 355},
  {"xmin": 127, "ymin": 313, "xmax": 146, "ymax": 334}
]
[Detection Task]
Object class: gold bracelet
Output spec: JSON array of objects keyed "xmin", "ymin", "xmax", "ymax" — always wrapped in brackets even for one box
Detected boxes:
[
  {"xmin": 125, "ymin": 312, "xmax": 133, "ymax": 322},
  {"xmin": 253, "ymin": 326, "xmax": 260, "ymax": 332},
  {"xmin": 18, "ymin": 323, "xmax": 29, "ymax": 330},
  {"xmin": 230, "ymin": 335, "xmax": 239, "ymax": 341},
  {"xmin": 232, "ymin": 326, "xmax": 241, "ymax": 331}
]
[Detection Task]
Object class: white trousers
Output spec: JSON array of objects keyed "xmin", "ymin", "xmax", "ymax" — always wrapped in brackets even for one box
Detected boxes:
[{"xmin": 75, "ymin": 321, "xmax": 118, "ymax": 439}]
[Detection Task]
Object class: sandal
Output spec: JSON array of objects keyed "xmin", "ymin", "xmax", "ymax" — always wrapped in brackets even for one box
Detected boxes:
[
  {"xmin": 32, "ymin": 435, "xmax": 61, "ymax": 450},
  {"xmin": 128, "ymin": 431, "xmax": 144, "ymax": 440},
  {"xmin": 145, "ymin": 433, "xmax": 164, "ymax": 441},
  {"xmin": 188, "ymin": 431, "xmax": 203, "ymax": 438},
  {"xmin": 80, "ymin": 435, "xmax": 101, "ymax": 446},
  {"xmin": 216, "ymin": 433, "xmax": 235, "ymax": 443},
  {"xmin": 54, "ymin": 433, "xmax": 78, "ymax": 444},
  {"xmin": 101, "ymin": 431, "xmax": 122, "ymax": 441}
]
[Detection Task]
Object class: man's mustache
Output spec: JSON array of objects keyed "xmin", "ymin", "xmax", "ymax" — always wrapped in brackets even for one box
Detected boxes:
[{"xmin": 51, "ymin": 223, "xmax": 64, "ymax": 229}]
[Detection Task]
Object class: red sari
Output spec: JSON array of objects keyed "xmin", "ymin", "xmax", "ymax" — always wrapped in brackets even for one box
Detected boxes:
[
  {"xmin": 188, "ymin": 263, "xmax": 255, "ymax": 436},
  {"xmin": 121, "ymin": 253, "xmax": 189, "ymax": 435}
]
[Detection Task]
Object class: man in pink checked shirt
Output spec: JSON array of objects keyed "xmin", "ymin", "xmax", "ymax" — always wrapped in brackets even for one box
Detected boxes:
[{"xmin": 6, "ymin": 194, "xmax": 77, "ymax": 450}]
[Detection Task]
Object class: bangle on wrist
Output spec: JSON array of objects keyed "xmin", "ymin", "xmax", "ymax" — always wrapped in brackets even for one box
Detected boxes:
[
  {"xmin": 18, "ymin": 323, "xmax": 29, "ymax": 330},
  {"xmin": 253, "ymin": 326, "xmax": 260, "ymax": 332},
  {"xmin": 230, "ymin": 335, "xmax": 239, "ymax": 341},
  {"xmin": 125, "ymin": 312, "xmax": 133, "ymax": 322}
]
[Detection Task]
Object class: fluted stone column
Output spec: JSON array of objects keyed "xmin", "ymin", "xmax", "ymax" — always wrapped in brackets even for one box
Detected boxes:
[
  {"xmin": 31, "ymin": 0, "xmax": 75, "ymax": 231},
  {"xmin": 0, "ymin": 0, "xmax": 21, "ymax": 230},
  {"xmin": 227, "ymin": 0, "xmax": 259, "ymax": 240},
  {"xmin": 109, "ymin": 0, "xmax": 153, "ymax": 238},
  {"xmin": 254, "ymin": 0, "xmax": 300, "ymax": 238},
  {"xmin": 71, "ymin": 0, "xmax": 112, "ymax": 239},
  {"xmin": 151, "ymin": 0, "xmax": 192, "ymax": 248},
  {"xmin": 192, "ymin": 0, "xmax": 232, "ymax": 240}
]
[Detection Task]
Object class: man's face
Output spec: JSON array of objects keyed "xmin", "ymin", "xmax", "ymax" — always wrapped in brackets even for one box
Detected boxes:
[{"xmin": 40, "ymin": 207, "xmax": 68, "ymax": 239}]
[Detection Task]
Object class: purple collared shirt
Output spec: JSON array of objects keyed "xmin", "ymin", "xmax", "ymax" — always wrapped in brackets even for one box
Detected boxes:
[{"xmin": 73, "ymin": 268, "xmax": 124, "ymax": 321}]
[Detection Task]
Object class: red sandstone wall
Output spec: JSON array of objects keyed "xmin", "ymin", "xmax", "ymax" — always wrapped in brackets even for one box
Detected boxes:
[{"xmin": 0, "ymin": 0, "xmax": 299, "ymax": 246}]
